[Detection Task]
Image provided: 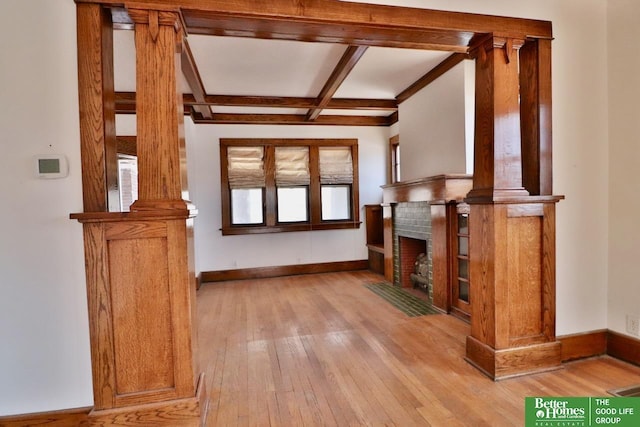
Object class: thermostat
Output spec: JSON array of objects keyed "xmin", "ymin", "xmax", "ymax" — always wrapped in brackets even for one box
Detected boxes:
[{"xmin": 35, "ymin": 155, "xmax": 68, "ymax": 179}]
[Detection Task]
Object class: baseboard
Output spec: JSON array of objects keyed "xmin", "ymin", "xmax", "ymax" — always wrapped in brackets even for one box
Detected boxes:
[
  {"xmin": 607, "ymin": 330, "xmax": 640, "ymax": 367},
  {"xmin": 200, "ymin": 259, "xmax": 368, "ymax": 283},
  {"xmin": 558, "ymin": 329, "xmax": 608, "ymax": 362},
  {"xmin": 0, "ymin": 374, "xmax": 207, "ymax": 427},
  {"xmin": 465, "ymin": 336, "xmax": 562, "ymax": 380},
  {"xmin": 0, "ymin": 406, "xmax": 91, "ymax": 426}
]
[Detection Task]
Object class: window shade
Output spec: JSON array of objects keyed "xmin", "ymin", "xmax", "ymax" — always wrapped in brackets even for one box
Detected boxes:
[
  {"xmin": 275, "ymin": 147, "xmax": 310, "ymax": 186},
  {"xmin": 227, "ymin": 146, "xmax": 265, "ymax": 189},
  {"xmin": 319, "ymin": 147, "xmax": 353, "ymax": 184}
]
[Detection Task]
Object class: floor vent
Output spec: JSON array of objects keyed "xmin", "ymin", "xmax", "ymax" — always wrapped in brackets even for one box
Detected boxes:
[{"xmin": 608, "ymin": 385, "xmax": 640, "ymax": 397}]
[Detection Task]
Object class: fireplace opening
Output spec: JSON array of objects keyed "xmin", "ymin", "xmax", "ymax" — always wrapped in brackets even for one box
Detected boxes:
[{"xmin": 398, "ymin": 236, "xmax": 429, "ymax": 292}]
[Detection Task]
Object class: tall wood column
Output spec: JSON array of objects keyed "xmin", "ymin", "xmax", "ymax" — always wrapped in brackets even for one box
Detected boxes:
[
  {"xmin": 465, "ymin": 36, "xmax": 562, "ymax": 379},
  {"xmin": 73, "ymin": 4, "xmax": 205, "ymax": 425}
]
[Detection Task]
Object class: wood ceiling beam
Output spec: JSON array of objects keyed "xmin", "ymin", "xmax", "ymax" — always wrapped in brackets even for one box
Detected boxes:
[
  {"xmin": 396, "ymin": 53, "xmax": 468, "ymax": 104},
  {"xmin": 180, "ymin": 37, "xmax": 212, "ymax": 119},
  {"xmin": 115, "ymin": 92, "xmax": 397, "ymax": 112},
  {"xmin": 97, "ymin": 0, "xmax": 552, "ymax": 47},
  {"xmin": 306, "ymin": 45, "xmax": 368, "ymax": 121},
  {"xmin": 192, "ymin": 113, "xmax": 393, "ymax": 126}
]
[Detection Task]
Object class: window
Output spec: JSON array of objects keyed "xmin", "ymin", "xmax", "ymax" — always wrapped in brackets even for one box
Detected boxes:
[
  {"xmin": 118, "ymin": 154, "xmax": 138, "ymax": 212},
  {"xmin": 389, "ymin": 134, "xmax": 400, "ymax": 184},
  {"xmin": 220, "ymin": 139, "xmax": 360, "ymax": 235},
  {"xmin": 319, "ymin": 146, "xmax": 354, "ymax": 221}
]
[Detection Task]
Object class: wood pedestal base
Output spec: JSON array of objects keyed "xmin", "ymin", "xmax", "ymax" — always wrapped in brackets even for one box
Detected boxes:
[
  {"xmin": 87, "ymin": 373, "xmax": 207, "ymax": 426},
  {"xmin": 465, "ymin": 336, "xmax": 562, "ymax": 380}
]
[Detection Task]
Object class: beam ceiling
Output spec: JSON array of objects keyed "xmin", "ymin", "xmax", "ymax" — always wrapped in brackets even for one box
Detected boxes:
[{"xmin": 100, "ymin": 0, "xmax": 553, "ymax": 126}]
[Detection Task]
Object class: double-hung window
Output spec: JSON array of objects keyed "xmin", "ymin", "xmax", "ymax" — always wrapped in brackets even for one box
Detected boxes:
[{"xmin": 220, "ymin": 139, "xmax": 359, "ymax": 235}]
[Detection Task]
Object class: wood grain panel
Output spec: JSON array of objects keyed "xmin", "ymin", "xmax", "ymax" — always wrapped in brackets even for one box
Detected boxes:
[
  {"xmin": 105, "ymin": 220, "xmax": 167, "ymax": 240},
  {"xmin": 469, "ymin": 204, "xmax": 496, "ymax": 346},
  {"xmin": 506, "ymin": 215, "xmax": 543, "ymax": 344},
  {"xmin": 109, "ymin": 237, "xmax": 174, "ymax": 395},
  {"xmin": 83, "ymin": 222, "xmax": 116, "ymax": 410},
  {"xmin": 430, "ymin": 204, "xmax": 449, "ymax": 312}
]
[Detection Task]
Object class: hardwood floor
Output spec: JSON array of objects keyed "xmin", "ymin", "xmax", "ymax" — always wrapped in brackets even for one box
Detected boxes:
[{"xmin": 196, "ymin": 271, "xmax": 640, "ymax": 426}]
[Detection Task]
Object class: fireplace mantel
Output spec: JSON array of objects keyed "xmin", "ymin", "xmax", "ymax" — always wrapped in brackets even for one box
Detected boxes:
[{"xmin": 381, "ymin": 174, "xmax": 473, "ymax": 205}]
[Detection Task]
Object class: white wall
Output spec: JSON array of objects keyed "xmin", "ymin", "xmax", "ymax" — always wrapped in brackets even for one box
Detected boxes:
[
  {"xmin": 355, "ymin": 0, "xmax": 610, "ymax": 336},
  {"xmin": 398, "ymin": 61, "xmax": 468, "ymax": 180},
  {"xmin": 187, "ymin": 125, "xmax": 388, "ymax": 273},
  {"xmin": 607, "ymin": 0, "xmax": 640, "ymax": 337},
  {"xmin": 0, "ymin": 0, "xmax": 93, "ymax": 415}
]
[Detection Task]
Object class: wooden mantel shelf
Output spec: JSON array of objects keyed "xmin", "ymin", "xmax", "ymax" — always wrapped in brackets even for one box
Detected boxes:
[
  {"xmin": 70, "ymin": 205, "xmax": 198, "ymax": 223},
  {"xmin": 381, "ymin": 174, "xmax": 473, "ymax": 204}
]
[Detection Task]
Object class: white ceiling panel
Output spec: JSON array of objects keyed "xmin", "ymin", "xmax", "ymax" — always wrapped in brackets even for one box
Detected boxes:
[
  {"xmin": 334, "ymin": 46, "xmax": 450, "ymax": 99},
  {"xmin": 320, "ymin": 109, "xmax": 391, "ymax": 117},
  {"xmin": 113, "ymin": 30, "xmax": 191, "ymax": 93},
  {"xmin": 211, "ymin": 106, "xmax": 308, "ymax": 115},
  {"xmin": 187, "ymin": 35, "xmax": 348, "ymax": 97}
]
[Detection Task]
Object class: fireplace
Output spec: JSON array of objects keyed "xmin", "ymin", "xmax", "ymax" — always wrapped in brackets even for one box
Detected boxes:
[
  {"xmin": 392, "ymin": 201, "xmax": 432, "ymax": 300},
  {"xmin": 381, "ymin": 174, "xmax": 473, "ymax": 311}
]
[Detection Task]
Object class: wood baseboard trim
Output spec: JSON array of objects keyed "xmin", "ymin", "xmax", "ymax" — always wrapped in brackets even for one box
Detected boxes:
[
  {"xmin": 465, "ymin": 336, "xmax": 562, "ymax": 380},
  {"xmin": 607, "ymin": 330, "xmax": 640, "ymax": 367},
  {"xmin": 88, "ymin": 372, "xmax": 206, "ymax": 426},
  {"xmin": 0, "ymin": 406, "xmax": 91, "ymax": 426},
  {"xmin": 0, "ymin": 374, "xmax": 207, "ymax": 427},
  {"xmin": 558, "ymin": 329, "xmax": 608, "ymax": 362},
  {"xmin": 200, "ymin": 260, "xmax": 369, "ymax": 283}
]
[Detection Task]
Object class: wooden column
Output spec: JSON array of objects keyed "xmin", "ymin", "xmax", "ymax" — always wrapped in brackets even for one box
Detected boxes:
[
  {"xmin": 129, "ymin": 8, "xmax": 189, "ymax": 211},
  {"xmin": 520, "ymin": 38, "xmax": 553, "ymax": 196},
  {"xmin": 465, "ymin": 36, "xmax": 562, "ymax": 379},
  {"xmin": 73, "ymin": 4, "xmax": 205, "ymax": 425},
  {"xmin": 76, "ymin": 3, "xmax": 119, "ymax": 212}
]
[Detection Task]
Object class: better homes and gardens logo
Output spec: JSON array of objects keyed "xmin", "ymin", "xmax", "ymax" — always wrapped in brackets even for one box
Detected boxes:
[{"xmin": 526, "ymin": 397, "xmax": 640, "ymax": 427}]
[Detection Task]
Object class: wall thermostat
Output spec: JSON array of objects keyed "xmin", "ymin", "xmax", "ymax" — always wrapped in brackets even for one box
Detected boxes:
[{"xmin": 35, "ymin": 155, "xmax": 68, "ymax": 179}]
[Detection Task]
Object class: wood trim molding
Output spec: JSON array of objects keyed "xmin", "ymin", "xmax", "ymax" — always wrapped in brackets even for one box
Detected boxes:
[
  {"xmin": 608, "ymin": 331, "xmax": 640, "ymax": 367},
  {"xmin": 0, "ymin": 407, "xmax": 91, "ymax": 427},
  {"xmin": 200, "ymin": 260, "xmax": 368, "ymax": 283},
  {"xmin": 381, "ymin": 174, "xmax": 473, "ymax": 204},
  {"xmin": 306, "ymin": 45, "xmax": 368, "ymax": 121},
  {"xmin": 558, "ymin": 330, "xmax": 607, "ymax": 362},
  {"xmin": 181, "ymin": 38, "xmax": 212, "ymax": 119},
  {"xmin": 557, "ymin": 329, "xmax": 640, "ymax": 367}
]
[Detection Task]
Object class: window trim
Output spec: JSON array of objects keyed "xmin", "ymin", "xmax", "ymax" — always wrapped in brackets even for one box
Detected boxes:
[
  {"xmin": 220, "ymin": 138, "xmax": 360, "ymax": 235},
  {"xmin": 389, "ymin": 134, "xmax": 400, "ymax": 184}
]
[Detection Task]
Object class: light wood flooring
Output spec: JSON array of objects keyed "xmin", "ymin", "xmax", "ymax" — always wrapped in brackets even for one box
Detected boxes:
[{"xmin": 196, "ymin": 270, "xmax": 640, "ymax": 426}]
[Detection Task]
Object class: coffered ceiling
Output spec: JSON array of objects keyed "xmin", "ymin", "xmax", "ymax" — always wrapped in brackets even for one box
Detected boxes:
[
  {"xmin": 112, "ymin": 13, "xmax": 461, "ymax": 126},
  {"xmin": 107, "ymin": 0, "xmax": 551, "ymax": 127}
]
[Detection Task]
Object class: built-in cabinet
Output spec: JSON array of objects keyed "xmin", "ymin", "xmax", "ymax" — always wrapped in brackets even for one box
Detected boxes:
[{"xmin": 364, "ymin": 204, "xmax": 384, "ymax": 275}]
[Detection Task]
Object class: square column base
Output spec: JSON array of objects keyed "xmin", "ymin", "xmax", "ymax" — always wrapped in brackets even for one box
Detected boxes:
[
  {"xmin": 465, "ymin": 336, "xmax": 562, "ymax": 380},
  {"xmin": 87, "ymin": 373, "xmax": 207, "ymax": 426}
]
